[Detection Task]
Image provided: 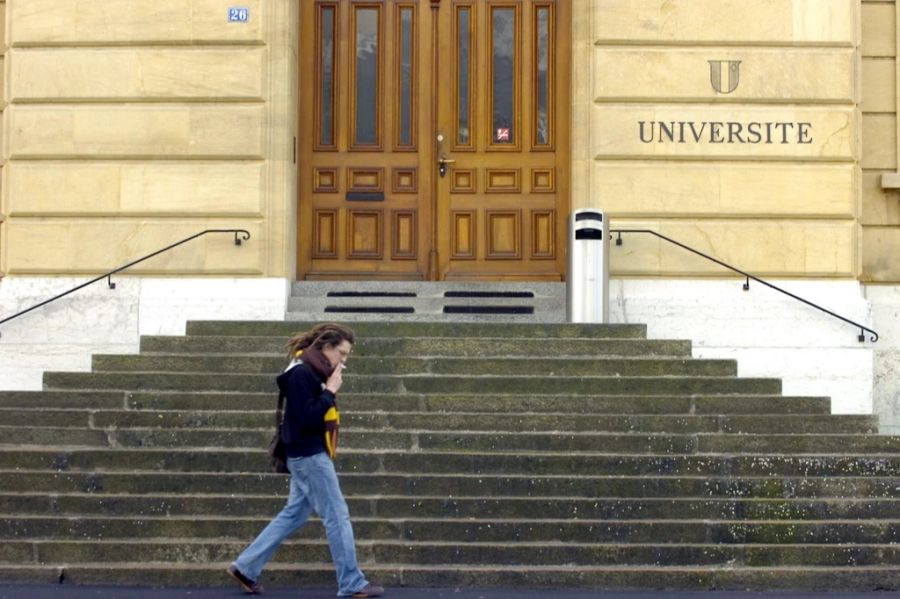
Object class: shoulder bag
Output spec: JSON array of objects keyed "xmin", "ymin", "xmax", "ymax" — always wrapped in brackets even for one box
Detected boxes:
[{"xmin": 267, "ymin": 390, "xmax": 289, "ymax": 474}]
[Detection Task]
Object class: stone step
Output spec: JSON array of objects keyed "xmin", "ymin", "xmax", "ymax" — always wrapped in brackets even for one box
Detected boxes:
[
  {"xmin": 4, "ymin": 471, "xmax": 899, "ymax": 499},
  {"xmin": 3, "ymin": 449, "xmax": 900, "ymax": 476},
  {"xmin": 290, "ymin": 280, "xmax": 567, "ymax": 297},
  {"xmin": 184, "ymin": 321, "xmax": 648, "ymax": 339},
  {"xmin": 117, "ymin": 392, "xmax": 832, "ymax": 415},
  {"xmin": 140, "ymin": 335, "xmax": 692, "ymax": 357},
  {"xmin": 5, "ymin": 427, "xmax": 893, "ymax": 453},
  {"xmin": 288, "ymin": 295, "xmax": 562, "ymax": 314},
  {"xmin": 42, "ymin": 372, "xmax": 783, "ymax": 395},
  {"xmin": 0, "ymin": 390, "xmax": 832, "ymax": 415},
  {"xmin": 2, "ymin": 409, "xmax": 866, "ymax": 435},
  {"xmin": 6, "ymin": 539, "xmax": 900, "ymax": 568},
  {"xmin": 91, "ymin": 355, "xmax": 737, "ymax": 377},
  {"xmin": 289, "ymin": 294, "xmax": 557, "ymax": 308},
  {"xmin": 4, "ymin": 515, "xmax": 900, "ymax": 544},
  {"xmin": 287, "ymin": 280, "xmax": 566, "ymax": 322},
  {"xmin": 3, "ymin": 562, "xmax": 900, "ymax": 591},
  {"xmin": 0, "ymin": 391, "xmax": 127, "ymax": 410},
  {"xmin": 284, "ymin": 312, "xmax": 559, "ymax": 323},
  {"xmin": 4, "ymin": 492, "xmax": 900, "ymax": 520}
]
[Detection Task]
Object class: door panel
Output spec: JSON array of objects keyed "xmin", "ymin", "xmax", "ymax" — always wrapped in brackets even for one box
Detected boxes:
[
  {"xmin": 298, "ymin": 0, "xmax": 567, "ymax": 281},
  {"xmin": 437, "ymin": 0, "xmax": 568, "ymax": 280},
  {"xmin": 299, "ymin": 0, "xmax": 432, "ymax": 280}
]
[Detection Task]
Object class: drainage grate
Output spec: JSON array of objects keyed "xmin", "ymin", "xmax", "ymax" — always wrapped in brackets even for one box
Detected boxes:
[
  {"xmin": 325, "ymin": 306, "xmax": 415, "ymax": 313},
  {"xmin": 444, "ymin": 291, "xmax": 534, "ymax": 298},
  {"xmin": 443, "ymin": 305, "xmax": 534, "ymax": 314}
]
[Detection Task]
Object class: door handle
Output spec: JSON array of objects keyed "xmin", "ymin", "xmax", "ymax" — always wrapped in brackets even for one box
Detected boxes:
[
  {"xmin": 438, "ymin": 156, "xmax": 456, "ymax": 178},
  {"xmin": 436, "ymin": 133, "xmax": 455, "ymax": 178}
]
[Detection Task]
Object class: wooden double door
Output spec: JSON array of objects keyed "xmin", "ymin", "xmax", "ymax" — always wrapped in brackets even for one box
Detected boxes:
[{"xmin": 298, "ymin": 0, "xmax": 569, "ymax": 281}]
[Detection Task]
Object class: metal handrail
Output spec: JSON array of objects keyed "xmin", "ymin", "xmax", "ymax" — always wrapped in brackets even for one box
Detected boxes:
[
  {"xmin": 0, "ymin": 228, "xmax": 251, "ymax": 337},
  {"xmin": 611, "ymin": 228, "xmax": 879, "ymax": 343}
]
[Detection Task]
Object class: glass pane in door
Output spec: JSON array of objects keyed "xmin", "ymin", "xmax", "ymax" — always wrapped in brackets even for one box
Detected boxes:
[
  {"xmin": 491, "ymin": 7, "xmax": 516, "ymax": 145},
  {"xmin": 318, "ymin": 5, "xmax": 336, "ymax": 148},
  {"xmin": 457, "ymin": 7, "xmax": 472, "ymax": 146},
  {"xmin": 354, "ymin": 7, "xmax": 380, "ymax": 146},
  {"xmin": 534, "ymin": 5, "xmax": 552, "ymax": 147},
  {"xmin": 398, "ymin": 7, "xmax": 415, "ymax": 147}
]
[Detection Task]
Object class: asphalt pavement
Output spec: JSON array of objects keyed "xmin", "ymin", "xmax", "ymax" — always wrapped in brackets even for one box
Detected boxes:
[{"xmin": 1, "ymin": 586, "xmax": 898, "ymax": 599}]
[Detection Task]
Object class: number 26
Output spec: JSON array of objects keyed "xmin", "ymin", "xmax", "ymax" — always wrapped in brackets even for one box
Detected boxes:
[{"xmin": 229, "ymin": 8, "xmax": 249, "ymax": 22}]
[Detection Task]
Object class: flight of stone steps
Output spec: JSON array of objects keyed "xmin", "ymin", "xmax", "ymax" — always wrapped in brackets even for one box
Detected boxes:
[{"xmin": 1, "ymin": 320, "xmax": 899, "ymax": 591}]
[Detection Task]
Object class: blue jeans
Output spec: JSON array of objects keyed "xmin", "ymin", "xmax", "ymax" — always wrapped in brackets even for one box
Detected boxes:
[{"xmin": 233, "ymin": 452, "xmax": 369, "ymax": 596}]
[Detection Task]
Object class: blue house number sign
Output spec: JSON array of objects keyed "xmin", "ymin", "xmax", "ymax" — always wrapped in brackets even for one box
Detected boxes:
[{"xmin": 228, "ymin": 7, "xmax": 250, "ymax": 22}]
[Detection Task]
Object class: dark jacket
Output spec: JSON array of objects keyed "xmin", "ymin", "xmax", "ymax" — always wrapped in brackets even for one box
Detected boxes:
[{"xmin": 276, "ymin": 360, "xmax": 340, "ymax": 459}]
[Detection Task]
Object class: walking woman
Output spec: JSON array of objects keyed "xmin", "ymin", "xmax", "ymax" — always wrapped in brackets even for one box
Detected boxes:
[{"xmin": 227, "ymin": 323, "xmax": 384, "ymax": 597}]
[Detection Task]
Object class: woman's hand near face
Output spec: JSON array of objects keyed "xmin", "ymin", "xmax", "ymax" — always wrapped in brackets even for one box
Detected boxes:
[{"xmin": 325, "ymin": 363, "xmax": 344, "ymax": 394}]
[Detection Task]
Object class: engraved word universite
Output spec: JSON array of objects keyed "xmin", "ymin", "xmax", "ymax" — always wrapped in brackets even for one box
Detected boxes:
[{"xmin": 638, "ymin": 120, "xmax": 814, "ymax": 145}]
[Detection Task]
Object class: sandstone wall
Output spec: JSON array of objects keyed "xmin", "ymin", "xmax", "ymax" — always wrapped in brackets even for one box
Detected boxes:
[
  {"xmin": 862, "ymin": 0, "xmax": 900, "ymax": 282},
  {"xmin": 1, "ymin": 1, "xmax": 896, "ymax": 282},
  {"xmin": 575, "ymin": 0, "xmax": 862, "ymax": 278},
  {"xmin": 0, "ymin": 0, "xmax": 7, "ymax": 277},
  {"xmin": 0, "ymin": 0, "xmax": 297, "ymax": 278}
]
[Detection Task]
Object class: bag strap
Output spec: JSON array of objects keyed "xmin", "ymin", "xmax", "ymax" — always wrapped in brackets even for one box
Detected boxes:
[{"xmin": 275, "ymin": 360, "xmax": 300, "ymax": 431}]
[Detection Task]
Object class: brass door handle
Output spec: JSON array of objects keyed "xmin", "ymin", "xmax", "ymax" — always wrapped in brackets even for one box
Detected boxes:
[
  {"xmin": 438, "ymin": 156, "xmax": 456, "ymax": 178},
  {"xmin": 436, "ymin": 133, "xmax": 455, "ymax": 178}
]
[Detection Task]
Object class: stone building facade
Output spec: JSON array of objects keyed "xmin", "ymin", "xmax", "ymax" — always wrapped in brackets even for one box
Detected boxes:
[{"xmin": 0, "ymin": 1, "xmax": 898, "ymax": 428}]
